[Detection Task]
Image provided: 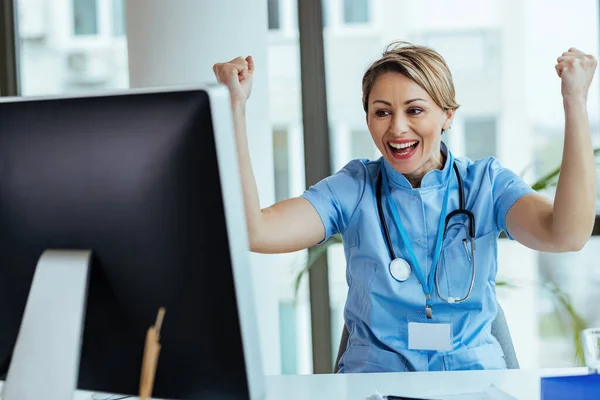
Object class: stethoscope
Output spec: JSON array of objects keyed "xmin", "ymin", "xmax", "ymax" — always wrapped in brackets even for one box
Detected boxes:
[{"xmin": 376, "ymin": 160, "xmax": 477, "ymax": 305}]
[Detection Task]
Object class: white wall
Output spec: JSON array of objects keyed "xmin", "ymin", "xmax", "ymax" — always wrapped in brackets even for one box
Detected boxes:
[
  {"xmin": 125, "ymin": 0, "xmax": 282, "ymax": 375},
  {"xmin": 525, "ymin": 0, "xmax": 600, "ymax": 127}
]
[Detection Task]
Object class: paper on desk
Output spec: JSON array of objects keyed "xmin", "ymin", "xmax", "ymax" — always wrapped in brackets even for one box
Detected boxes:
[
  {"xmin": 368, "ymin": 385, "xmax": 517, "ymax": 400},
  {"xmin": 439, "ymin": 385, "xmax": 517, "ymax": 399}
]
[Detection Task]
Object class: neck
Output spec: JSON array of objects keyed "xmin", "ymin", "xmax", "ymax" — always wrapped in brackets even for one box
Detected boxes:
[{"xmin": 404, "ymin": 150, "xmax": 446, "ymax": 188}]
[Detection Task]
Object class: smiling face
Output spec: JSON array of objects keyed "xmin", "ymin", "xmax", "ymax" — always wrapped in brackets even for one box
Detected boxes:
[{"xmin": 367, "ymin": 72, "xmax": 454, "ymax": 186}]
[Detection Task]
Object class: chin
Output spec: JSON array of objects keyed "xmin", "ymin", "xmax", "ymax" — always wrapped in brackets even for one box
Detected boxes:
[{"xmin": 384, "ymin": 147, "xmax": 423, "ymax": 175}]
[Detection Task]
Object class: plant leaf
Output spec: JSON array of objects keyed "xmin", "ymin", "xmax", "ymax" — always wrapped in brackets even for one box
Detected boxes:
[
  {"xmin": 496, "ymin": 280, "xmax": 518, "ymax": 289},
  {"xmin": 542, "ymin": 279, "xmax": 588, "ymax": 366},
  {"xmin": 293, "ymin": 234, "xmax": 343, "ymax": 298},
  {"xmin": 531, "ymin": 147, "xmax": 600, "ymax": 191}
]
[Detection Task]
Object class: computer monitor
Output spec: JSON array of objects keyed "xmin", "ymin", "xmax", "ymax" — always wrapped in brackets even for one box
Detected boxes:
[{"xmin": 0, "ymin": 85, "xmax": 265, "ymax": 399}]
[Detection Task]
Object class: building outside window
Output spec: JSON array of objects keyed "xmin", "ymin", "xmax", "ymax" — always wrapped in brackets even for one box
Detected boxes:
[
  {"xmin": 73, "ymin": 0, "xmax": 98, "ymax": 35},
  {"xmin": 273, "ymin": 128, "xmax": 291, "ymax": 202},
  {"xmin": 343, "ymin": 0, "xmax": 369, "ymax": 24},
  {"xmin": 464, "ymin": 116, "xmax": 498, "ymax": 160},
  {"xmin": 268, "ymin": 0, "xmax": 281, "ymax": 30},
  {"xmin": 17, "ymin": 0, "xmax": 129, "ymax": 96}
]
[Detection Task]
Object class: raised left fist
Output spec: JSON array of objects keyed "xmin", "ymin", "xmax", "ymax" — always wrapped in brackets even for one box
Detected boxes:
[{"xmin": 556, "ymin": 48, "xmax": 598, "ymax": 101}]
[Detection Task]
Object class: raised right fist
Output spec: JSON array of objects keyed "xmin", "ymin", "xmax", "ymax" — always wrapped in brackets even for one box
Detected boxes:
[{"xmin": 212, "ymin": 56, "xmax": 254, "ymax": 105}]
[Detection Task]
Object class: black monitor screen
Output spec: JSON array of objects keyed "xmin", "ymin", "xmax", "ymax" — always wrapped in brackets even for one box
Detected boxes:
[{"xmin": 0, "ymin": 90, "xmax": 250, "ymax": 399}]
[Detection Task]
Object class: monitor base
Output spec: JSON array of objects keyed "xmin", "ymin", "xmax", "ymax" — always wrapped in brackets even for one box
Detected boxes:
[{"xmin": 2, "ymin": 250, "xmax": 91, "ymax": 400}]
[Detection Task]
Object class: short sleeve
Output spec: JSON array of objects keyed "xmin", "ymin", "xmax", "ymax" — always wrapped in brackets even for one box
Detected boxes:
[
  {"xmin": 300, "ymin": 159, "xmax": 367, "ymax": 244},
  {"xmin": 488, "ymin": 158, "xmax": 535, "ymax": 239}
]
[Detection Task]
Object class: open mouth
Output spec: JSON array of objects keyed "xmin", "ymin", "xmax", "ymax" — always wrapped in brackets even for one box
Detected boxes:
[{"xmin": 388, "ymin": 140, "xmax": 419, "ymax": 158}]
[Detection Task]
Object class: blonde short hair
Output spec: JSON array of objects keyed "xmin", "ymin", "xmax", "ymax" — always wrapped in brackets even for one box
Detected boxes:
[{"xmin": 362, "ymin": 41, "xmax": 460, "ymax": 113}]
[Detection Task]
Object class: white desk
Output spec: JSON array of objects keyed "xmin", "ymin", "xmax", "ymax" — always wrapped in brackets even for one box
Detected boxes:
[
  {"xmin": 0, "ymin": 368, "xmax": 590, "ymax": 399},
  {"xmin": 264, "ymin": 368, "xmax": 589, "ymax": 400}
]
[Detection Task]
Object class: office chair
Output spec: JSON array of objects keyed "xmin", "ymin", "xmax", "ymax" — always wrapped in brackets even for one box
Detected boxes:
[{"xmin": 333, "ymin": 302, "xmax": 519, "ymax": 372}]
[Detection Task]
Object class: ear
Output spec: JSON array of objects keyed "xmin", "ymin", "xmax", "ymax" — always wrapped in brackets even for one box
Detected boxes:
[{"xmin": 442, "ymin": 109, "xmax": 455, "ymax": 131}]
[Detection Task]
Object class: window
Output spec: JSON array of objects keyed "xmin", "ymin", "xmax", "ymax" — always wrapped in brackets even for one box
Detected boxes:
[
  {"xmin": 464, "ymin": 116, "xmax": 497, "ymax": 160},
  {"xmin": 18, "ymin": 0, "xmax": 129, "ymax": 96},
  {"xmin": 423, "ymin": 32, "xmax": 489, "ymax": 74},
  {"xmin": 267, "ymin": 0, "xmax": 310, "ymax": 375},
  {"xmin": 112, "ymin": 0, "xmax": 126, "ymax": 37},
  {"xmin": 321, "ymin": 0, "xmax": 600, "ymax": 371},
  {"xmin": 350, "ymin": 128, "xmax": 376, "ymax": 160},
  {"xmin": 273, "ymin": 128, "xmax": 290, "ymax": 202},
  {"xmin": 268, "ymin": 0, "xmax": 281, "ymax": 30},
  {"xmin": 322, "ymin": 0, "xmax": 329, "ymax": 28},
  {"xmin": 73, "ymin": 0, "xmax": 98, "ymax": 35},
  {"xmin": 343, "ymin": 0, "xmax": 369, "ymax": 24},
  {"xmin": 330, "ymin": 305, "xmax": 344, "ymax": 366},
  {"xmin": 279, "ymin": 302, "xmax": 298, "ymax": 374}
]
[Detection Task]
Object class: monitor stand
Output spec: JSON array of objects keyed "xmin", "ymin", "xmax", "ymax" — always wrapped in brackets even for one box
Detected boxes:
[{"xmin": 2, "ymin": 250, "xmax": 91, "ymax": 400}]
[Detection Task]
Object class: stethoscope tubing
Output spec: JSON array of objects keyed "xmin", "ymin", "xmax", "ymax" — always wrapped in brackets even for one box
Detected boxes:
[{"xmin": 376, "ymin": 161, "xmax": 477, "ymax": 304}]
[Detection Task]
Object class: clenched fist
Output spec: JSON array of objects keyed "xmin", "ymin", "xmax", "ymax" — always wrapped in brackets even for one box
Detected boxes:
[
  {"xmin": 556, "ymin": 48, "xmax": 598, "ymax": 101},
  {"xmin": 212, "ymin": 56, "xmax": 255, "ymax": 106}
]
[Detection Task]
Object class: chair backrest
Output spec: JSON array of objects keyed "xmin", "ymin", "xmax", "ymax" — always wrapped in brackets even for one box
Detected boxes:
[
  {"xmin": 491, "ymin": 303, "xmax": 519, "ymax": 369},
  {"xmin": 333, "ymin": 302, "xmax": 519, "ymax": 372}
]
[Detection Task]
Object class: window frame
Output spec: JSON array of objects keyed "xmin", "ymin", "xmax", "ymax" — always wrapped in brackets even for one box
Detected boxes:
[
  {"xmin": 463, "ymin": 115, "xmax": 499, "ymax": 161},
  {"xmin": 72, "ymin": 0, "xmax": 100, "ymax": 37},
  {"xmin": 0, "ymin": 0, "xmax": 19, "ymax": 96},
  {"xmin": 268, "ymin": 0, "xmax": 282, "ymax": 31},
  {"xmin": 323, "ymin": 0, "xmax": 379, "ymax": 37},
  {"xmin": 62, "ymin": 0, "xmax": 126, "ymax": 48},
  {"xmin": 267, "ymin": 0, "xmax": 298, "ymax": 41},
  {"xmin": 341, "ymin": 0, "xmax": 370, "ymax": 25}
]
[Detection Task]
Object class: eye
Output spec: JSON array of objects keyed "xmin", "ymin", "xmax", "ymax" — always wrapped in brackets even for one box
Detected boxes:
[
  {"xmin": 375, "ymin": 109, "xmax": 390, "ymax": 117},
  {"xmin": 407, "ymin": 108, "xmax": 423, "ymax": 115}
]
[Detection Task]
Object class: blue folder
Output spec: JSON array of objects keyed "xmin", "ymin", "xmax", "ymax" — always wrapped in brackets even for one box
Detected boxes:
[{"xmin": 541, "ymin": 373, "xmax": 600, "ymax": 400}]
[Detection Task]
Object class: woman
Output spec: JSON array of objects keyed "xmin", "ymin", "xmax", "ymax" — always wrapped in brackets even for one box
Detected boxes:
[{"xmin": 212, "ymin": 42, "xmax": 597, "ymax": 372}]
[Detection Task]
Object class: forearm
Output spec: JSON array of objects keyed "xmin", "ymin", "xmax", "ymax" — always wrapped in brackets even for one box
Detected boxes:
[
  {"xmin": 230, "ymin": 102, "xmax": 264, "ymax": 242},
  {"xmin": 552, "ymin": 96, "xmax": 596, "ymax": 248}
]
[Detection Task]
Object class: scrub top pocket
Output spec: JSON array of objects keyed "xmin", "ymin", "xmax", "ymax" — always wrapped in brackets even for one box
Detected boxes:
[
  {"xmin": 438, "ymin": 231, "xmax": 496, "ymax": 307},
  {"xmin": 442, "ymin": 341, "xmax": 507, "ymax": 370}
]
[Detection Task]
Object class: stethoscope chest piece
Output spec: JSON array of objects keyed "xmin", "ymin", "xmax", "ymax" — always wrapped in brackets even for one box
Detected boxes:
[
  {"xmin": 378, "ymin": 152, "xmax": 477, "ymax": 307},
  {"xmin": 389, "ymin": 258, "xmax": 411, "ymax": 282}
]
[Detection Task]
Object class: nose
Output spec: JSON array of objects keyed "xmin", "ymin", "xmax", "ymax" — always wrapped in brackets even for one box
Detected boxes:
[{"xmin": 390, "ymin": 114, "xmax": 409, "ymax": 135}]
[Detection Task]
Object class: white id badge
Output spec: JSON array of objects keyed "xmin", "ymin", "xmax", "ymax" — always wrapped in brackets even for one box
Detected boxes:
[{"xmin": 407, "ymin": 315, "xmax": 453, "ymax": 351}]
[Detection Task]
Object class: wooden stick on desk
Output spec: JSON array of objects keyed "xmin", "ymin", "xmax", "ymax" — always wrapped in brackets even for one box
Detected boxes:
[
  {"xmin": 155, "ymin": 307, "xmax": 165, "ymax": 338},
  {"xmin": 139, "ymin": 307, "xmax": 166, "ymax": 400}
]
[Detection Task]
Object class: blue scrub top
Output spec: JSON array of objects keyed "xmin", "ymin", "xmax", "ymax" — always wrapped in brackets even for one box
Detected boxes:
[{"xmin": 300, "ymin": 145, "xmax": 534, "ymax": 373}]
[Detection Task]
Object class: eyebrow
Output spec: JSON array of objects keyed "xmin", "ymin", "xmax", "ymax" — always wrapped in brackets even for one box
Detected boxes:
[{"xmin": 371, "ymin": 98, "xmax": 427, "ymax": 106}]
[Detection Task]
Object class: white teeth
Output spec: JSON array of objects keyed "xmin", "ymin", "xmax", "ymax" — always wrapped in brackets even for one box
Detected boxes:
[{"xmin": 389, "ymin": 141, "xmax": 418, "ymax": 149}]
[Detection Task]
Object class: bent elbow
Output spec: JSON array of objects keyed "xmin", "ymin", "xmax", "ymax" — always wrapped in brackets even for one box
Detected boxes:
[
  {"xmin": 247, "ymin": 223, "xmax": 276, "ymax": 254},
  {"xmin": 567, "ymin": 224, "xmax": 594, "ymax": 252},
  {"xmin": 248, "ymin": 235, "xmax": 258, "ymax": 252},
  {"xmin": 549, "ymin": 219, "xmax": 593, "ymax": 252},
  {"xmin": 556, "ymin": 234, "xmax": 590, "ymax": 252},
  {"xmin": 567, "ymin": 237, "xmax": 588, "ymax": 252},
  {"xmin": 248, "ymin": 238, "xmax": 270, "ymax": 253},
  {"xmin": 245, "ymin": 211, "xmax": 268, "ymax": 253},
  {"xmin": 247, "ymin": 229, "xmax": 266, "ymax": 253}
]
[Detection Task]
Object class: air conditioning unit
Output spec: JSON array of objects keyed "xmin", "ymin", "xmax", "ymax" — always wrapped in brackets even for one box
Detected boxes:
[{"xmin": 64, "ymin": 48, "xmax": 110, "ymax": 86}]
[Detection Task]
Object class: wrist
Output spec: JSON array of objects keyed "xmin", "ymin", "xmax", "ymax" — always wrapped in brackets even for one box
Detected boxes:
[
  {"xmin": 230, "ymin": 99, "xmax": 247, "ymax": 114},
  {"xmin": 563, "ymin": 94, "xmax": 587, "ymax": 108}
]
